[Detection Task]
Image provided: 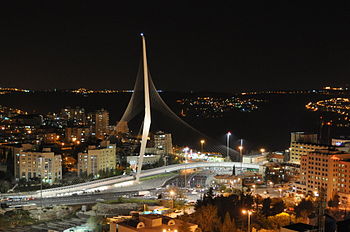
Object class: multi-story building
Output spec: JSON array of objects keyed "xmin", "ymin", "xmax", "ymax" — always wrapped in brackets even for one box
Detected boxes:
[
  {"xmin": 269, "ymin": 152, "xmax": 284, "ymax": 163},
  {"xmin": 10, "ymin": 114, "xmax": 43, "ymax": 127},
  {"xmin": 289, "ymin": 132, "xmax": 332, "ymax": 164},
  {"xmin": 289, "ymin": 143, "xmax": 333, "ymax": 164},
  {"xmin": 14, "ymin": 148, "xmax": 62, "ymax": 184},
  {"xmin": 42, "ymin": 133, "xmax": 60, "ymax": 144},
  {"xmin": 291, "ymin": 132, "xmax": 318, "ymax": 144},
  {"xmin": 65, "ymin": 127, "xmax": 91, "ymax": 143},
  {"xmin": 154, "ymin": 131, "xmax": 173, "ymax": 155},
  {"xmin": 60, "ymin": 106, "xmax": 86, "ymax": 126},
  {"xmin": 77, "ymin": 144, "xmax": 116, "ymax": 177},
  {"xmin": 115, "ymin": 215, "xmax": 198, "ymax": 232},
  {"xmin": 127, "ymin": 154, "xmax": 161, "ymax": 170},
  {"xmin": 300, "ymin": 149, "xmax": 350, "ymax": 201},
  {"xmin": 0, "ymin": 143, "xmax": 33, "ymax": 173},
  {"xmin": 94, "ymin": 109, "xmax": 109, "ymax": 139},
  {"xmin": 243, "ymin": 153, "xmax": 267, "ymax": 164}
]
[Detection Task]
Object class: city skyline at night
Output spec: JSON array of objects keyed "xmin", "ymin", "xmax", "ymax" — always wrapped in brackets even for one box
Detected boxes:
[{"xmin": 1, "ymin": 2, "xmax": 350, "ymax": 232}]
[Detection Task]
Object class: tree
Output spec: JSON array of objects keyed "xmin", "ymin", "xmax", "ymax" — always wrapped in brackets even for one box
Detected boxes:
[
  {"xmin": 252, "ymin": 212, "xmax": 273, "ymax": 230},
  {"xmin": 262, "ymin": 197, "xmax": 272, "ymax": 217},
  {"xmin": 255, "ymin": 194, "xmax": 263, "ymax": 211},
  {"xmin": 196, "ymin": 188, "xmax": 215, "ymax": 209},
  {"xmin": 221, "ymin": 212, "xmax": 236, "ymax": 232},
  {"xmin": 268, "ymin": 213, "xmax": 291, "ymax": 229},
  {"xmin": 158, "ymin": 157, "xmax": 165, "ymax": 167},
  {"xmin": 0, "ymin": 180, "xmax": 10, "ymax": 193},
  {"xmin": 328, "ymin": 194, "xmax": 340, "ymax": 208},
  {"xmin": 232, "ymin": 165, "xmax": 236, "ymax": 176},
  {"xmin": 192, "ymin": 205, "xmax": 221, "ymax": 232},
  {"xmin": 270, "ymin": 199, "xmax": 285, "ymax": 216},
  {"xmin": 295, "ymin": 199, "xmax": 314, "ymax": 218},
  {"xmin": 240, "ymin": 193, "xmax": 254, "ymax": 209}
]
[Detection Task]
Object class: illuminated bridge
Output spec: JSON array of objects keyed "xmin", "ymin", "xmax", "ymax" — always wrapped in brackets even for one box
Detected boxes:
[{"xmin": 2, "ymin": 162, "xmax": 262, "ymax": 199}]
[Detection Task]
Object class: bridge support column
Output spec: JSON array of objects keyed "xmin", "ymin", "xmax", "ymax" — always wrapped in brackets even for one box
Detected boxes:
[{"xmin": 135, "ymin": 33, "xmax": 151, "ymax": 183}]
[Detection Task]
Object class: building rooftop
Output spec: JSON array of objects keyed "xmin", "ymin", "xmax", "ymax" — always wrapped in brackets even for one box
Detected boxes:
[
  {"xmin": 118, "ymin": 214, "xmax": 198, "ymax": 231},
  {"xmin": 141, "ymin": 214, "xmax": 162, "ymax": 220},
  {"xmin": 309, "ymin": 149, "xmax": 347, "ymax": 155},
  {"xmin": 282, "ymin": 223, "xmax": 317, "ymax": 232},
  {"xmin": 119, "ymin": 219, "xmax": 140, "ymax": 228},
  {"xmin": 291, "ymin": 142, "xmax": 336, "ymax": 147},
  {"xmin": 270, "ymin": 153, "xmax": 284, "ymax": 158}
]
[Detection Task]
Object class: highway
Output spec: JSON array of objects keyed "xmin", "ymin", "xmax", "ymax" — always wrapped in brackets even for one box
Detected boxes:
[
  {"xmin": 1, "ymin": 162, "xmax": 261, "ymax": 199},
  {"xmin": 2, "ymin": 175, "xmax": 174, "ymax": 207},
  {"xmin": 5, "ymin": 191, "xmax": 140, "ymax": 207}
]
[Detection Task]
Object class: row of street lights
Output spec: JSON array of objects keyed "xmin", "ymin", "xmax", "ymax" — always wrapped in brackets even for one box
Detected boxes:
[
  {"xmin": 226, "ymin": 132, "xmax": 266, "ymax": 158},
  {"xmin": 226, "ymin": 132, "xmax": 244, "ymax": 160},
  {"xmin": 242, "ymin": 209, "xmax": 253, "ymax": 232},
  {"xmin": 198, "ymin": 133, "xmax": 266, "ymax": 159}
]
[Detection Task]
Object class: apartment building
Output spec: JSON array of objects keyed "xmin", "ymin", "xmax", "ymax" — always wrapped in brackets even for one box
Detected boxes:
[
  {"xmin": 300, "ymin": 149, "xmax": 350, "ymax": 202},
  {"xmin": 15, "ymin": 147, "xmax": 62, "ymax": 184},
  {"xmin": 78, "ymin": 144, "xmax": 116, "ymax": 177}
]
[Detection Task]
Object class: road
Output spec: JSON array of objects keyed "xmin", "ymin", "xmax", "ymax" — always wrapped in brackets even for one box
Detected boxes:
[
  {"xmin": 1, "ymin": 162, "xmax": 261, "ymax": 199},
  {"xmin": 3, "ymin": 174, "xmax": 176, "ymax": 206},
  {"xmin": 3, "ymin": 174, "xmax": 176, "ymax": 207},
  {"xmin": 6, "ymin": 191, "xmax": 138, "ymax": 207}
]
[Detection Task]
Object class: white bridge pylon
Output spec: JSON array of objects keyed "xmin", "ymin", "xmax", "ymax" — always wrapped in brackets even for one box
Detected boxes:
[
  {"xmin": 117, "ymin": 34, "xmax": 203, "ymax": 183},
  {"xmin": 135, "ymin": 33, "xmax": 152, "ymax": 183},
  {"xmin": 117, "ymin": 34, "xmax": 239, "ymax": 183}
]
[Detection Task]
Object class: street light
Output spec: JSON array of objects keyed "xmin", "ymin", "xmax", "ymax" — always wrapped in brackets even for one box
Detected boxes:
[
  {"xmin": 260, "ymin": 148, "xmax": 265, "ymax": 153},
  {"xmin": 169, "ymin": 190, "xmax": 176, "ymax": 209},
  {"xmin": 226, "ymin": 132, "xmax": 231, "ymax": 158},
  {"xmin": 183, "ymin": 147, "xmax": 189, "ymax": 188},
  {"xmin": 200, "ymin": 140, "xmax": 205, "ymax": 153},
  {"xmin": 242, "ymin": 209, "xmax": 253, "ymax": 232},
  {"xmin": 238, "ymin": 139, "xmax": 243, "ymax": 174}
]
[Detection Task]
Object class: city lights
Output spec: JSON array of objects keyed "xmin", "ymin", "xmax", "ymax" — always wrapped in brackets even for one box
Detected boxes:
[{"xmin": 1, "ymin": 5, "xmax": 350, "ymax": 231}]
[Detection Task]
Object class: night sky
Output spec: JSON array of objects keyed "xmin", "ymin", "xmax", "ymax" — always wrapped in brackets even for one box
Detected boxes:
[{"xmin": 0, "ymin": 1, "xmax": 350, "ymax": 92}]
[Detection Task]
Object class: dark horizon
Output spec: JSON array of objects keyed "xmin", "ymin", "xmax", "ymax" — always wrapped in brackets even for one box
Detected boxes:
[
  {"xmin": 2, "ymin": 87, "xmax": 348, "ymax": 94},
  {"xmin": 1, "ymin": 2, "xmax": 350, "ymax": 92}
]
